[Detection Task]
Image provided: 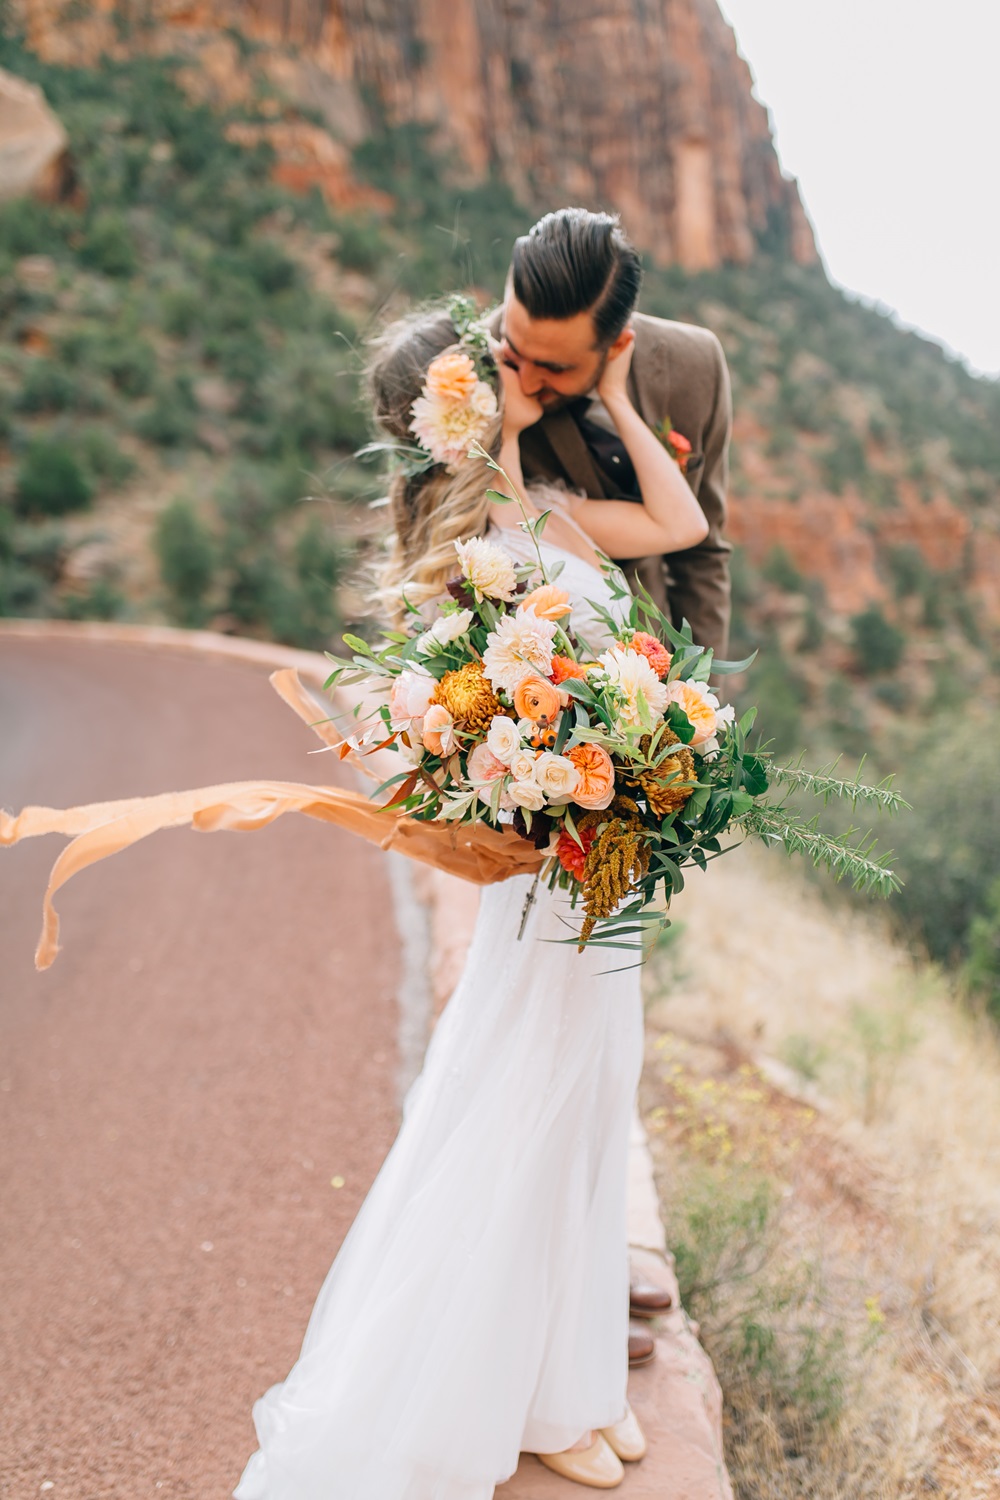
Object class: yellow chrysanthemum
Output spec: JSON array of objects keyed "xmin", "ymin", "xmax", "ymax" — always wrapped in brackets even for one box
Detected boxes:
[{"xmin": 431, "ymin": 660, "xmax": 505, "ymax": 737}]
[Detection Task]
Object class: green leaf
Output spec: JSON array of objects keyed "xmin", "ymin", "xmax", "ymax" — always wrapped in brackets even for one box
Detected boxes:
[{"xmin": 486, "ymin": 488, "xmax": 515, "ymax": 505}]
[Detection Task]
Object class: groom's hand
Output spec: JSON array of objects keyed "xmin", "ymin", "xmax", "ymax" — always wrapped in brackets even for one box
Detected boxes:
[{"xmin": 596, "ymin": 328, "xmax": 636, "ymax": 411}]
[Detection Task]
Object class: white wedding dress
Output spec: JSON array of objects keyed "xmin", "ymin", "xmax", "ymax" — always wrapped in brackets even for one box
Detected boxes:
[{"xmin": 235, "ymin": 519, "xmax": 644, "ymax": 1500}]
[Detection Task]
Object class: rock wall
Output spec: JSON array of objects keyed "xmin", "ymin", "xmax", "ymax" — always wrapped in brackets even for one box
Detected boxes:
[{"xmin": 12, "ymin": 0, "xmax": 817, "ymax": 269}]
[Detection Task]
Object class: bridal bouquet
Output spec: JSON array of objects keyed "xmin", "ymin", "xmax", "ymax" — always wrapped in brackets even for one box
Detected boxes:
[{"xmin": 327, "ymin": 450, "xmax": 906, "ymax": 955}]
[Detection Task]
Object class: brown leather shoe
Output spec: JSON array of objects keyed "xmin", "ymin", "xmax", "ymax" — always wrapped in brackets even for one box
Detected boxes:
[
  {"xmin": 628, "ymin": 1321, "xmax": 655, "ymax": 1367},
  {"xmin": 629, "ymin": 1273, "xmax": 673, "ymax": 1320}
]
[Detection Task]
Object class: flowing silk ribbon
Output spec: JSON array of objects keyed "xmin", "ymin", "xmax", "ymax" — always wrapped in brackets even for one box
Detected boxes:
[{"xmin": 1, "ymin": 669, "xmax": 544, "ymax": 970}]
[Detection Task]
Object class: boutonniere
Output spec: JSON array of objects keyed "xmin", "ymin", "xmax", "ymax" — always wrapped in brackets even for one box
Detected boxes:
[{"xmin": 653, "ymin": 418, "xmax": 693, "ymax": 473}]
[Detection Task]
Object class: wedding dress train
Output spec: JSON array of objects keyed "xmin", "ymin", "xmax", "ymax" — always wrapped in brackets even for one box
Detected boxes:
[{"xmin": 235, "ymin": 526, "xmax": 644, "ymax": 1500}]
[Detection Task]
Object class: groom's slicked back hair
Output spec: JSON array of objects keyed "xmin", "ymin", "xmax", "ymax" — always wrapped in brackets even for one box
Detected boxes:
[{"xmin": 511, "ymin": 208, "xmax": 643, "ymax": 348}]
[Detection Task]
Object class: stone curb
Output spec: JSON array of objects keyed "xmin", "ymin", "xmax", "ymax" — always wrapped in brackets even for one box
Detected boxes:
[{"xmin": 0, "ymin": 617, "xmax": 333, "ymax": 682}]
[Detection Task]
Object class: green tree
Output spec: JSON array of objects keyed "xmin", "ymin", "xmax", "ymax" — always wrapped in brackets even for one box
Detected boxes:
[
  {"xmin": 15, "ymin": 441, "xmax": 94, "ymax": 516},
  {"xmin": 850, "ymin": 605, "xmax": 905, "ymax": 675},
  {"xmin": 154, "ymin": 499, "xmax": 215, "ymax": 626}
]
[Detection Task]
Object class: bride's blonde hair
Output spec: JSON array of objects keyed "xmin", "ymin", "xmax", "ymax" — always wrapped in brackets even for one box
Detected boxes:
[{"xmin": 365, "ymin": 306, "xmax": 502, "ymax": 621}]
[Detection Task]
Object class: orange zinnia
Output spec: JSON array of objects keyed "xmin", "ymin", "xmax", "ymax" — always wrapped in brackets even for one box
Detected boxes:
[
  {"xmin": 550, "ymin": 654, "xmax": 589, "ymax": 685},
  {"xmin": 629, "ymin": 631, "xmax": 672, "ymax": 680}
]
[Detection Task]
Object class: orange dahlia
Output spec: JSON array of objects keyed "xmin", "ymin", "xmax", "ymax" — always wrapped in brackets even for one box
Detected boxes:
[
  {"xmin": 629, "ymin": 631, "xmax": 672, "ymax": 679},
  {"xmin": 555, "ymin": 825, "xmax": 596, "ymax": 881},
  {"xmin": 550, "ymin": 655, "xmax": 590, "ymax": 685}
]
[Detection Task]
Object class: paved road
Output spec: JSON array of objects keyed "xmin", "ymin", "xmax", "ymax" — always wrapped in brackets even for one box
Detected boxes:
[{"xmin": 0, "ymin": 636, "xmax": 401, "ymax": 1498}]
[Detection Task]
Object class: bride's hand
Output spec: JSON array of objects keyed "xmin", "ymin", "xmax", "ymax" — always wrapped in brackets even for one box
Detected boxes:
[
  {"xmin": 496, "ymin": 351, "xmax": 543, "ymax": 438},
  {"xmin": 596, "ymin": 329, "xmax": 636, "ymax": 411}
]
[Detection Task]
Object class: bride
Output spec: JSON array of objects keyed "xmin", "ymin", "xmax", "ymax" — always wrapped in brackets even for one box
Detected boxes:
[{"xmin": 233, "ymin": 304, "xmax": 709, "ymax": 1499}]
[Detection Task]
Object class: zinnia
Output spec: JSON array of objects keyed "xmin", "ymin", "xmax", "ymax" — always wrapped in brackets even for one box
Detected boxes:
[
  {"xmin": 566, "ymin": 743, "xmax": 616, "ymax": 810},
  {"xmin": 550, "ymin": 654, "xmax": 589, "ymax": 685},
  {"xmin": 629, "ymin": 631, "xmax": 672, "ymax": 679},
  {"xmin": 518, "ymin": 584, "xmax": 571, "ymax": 621},
  {"xmin": 513, "ymin": 674, "xmax": 562, "ymax": 724},
  {"xmin": 454, "ymin": 537, "xmax": 517, "ymax": 602},
  {"xmin": 482, "ymin": 611, "xmax": 557, "ymax": 695}
]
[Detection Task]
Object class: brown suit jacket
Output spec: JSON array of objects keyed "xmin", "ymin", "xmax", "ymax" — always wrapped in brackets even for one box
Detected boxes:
[{"xmin": 488, "ymin": 309, "xmax": 733, "ymax": 659}]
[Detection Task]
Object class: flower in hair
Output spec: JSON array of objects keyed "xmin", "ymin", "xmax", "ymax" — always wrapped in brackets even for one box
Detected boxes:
[{"xmin": 409, "ymin": 350, "xmax": 498, "ymax": 470}]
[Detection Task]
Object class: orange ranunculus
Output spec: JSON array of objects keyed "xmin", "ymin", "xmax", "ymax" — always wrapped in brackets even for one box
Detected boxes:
[
  {"xmin": 513, "ymin": 674, "xmax": 562, "ymax": 724},
  {"xmin": 667, "ymin": 428, "xmax": 692, "ymax": 455},
  {"xmin": 629, "ymin": 631, "xmax": 672, "ymax": 679},
  {"xmin": 566, "ymin": 743, "xmax": 616, "ymax": 810},
  {"xmin": 555, "ymin": 825, "xmax": 596, "ymax": 881},
  {"xmin": 425, "ymin": 350, "xmax": 479, "ymax": 404},
  {"xmin": 663, "ymin": 679, "xmax": 717, "ymax": 745},
  {"xmin": 518, "ymin": 584, "xmax": 571, "ymax": 622},
  {"xmin": 550, "ymin": 654, "xmax": 589, "ymax": 685}
]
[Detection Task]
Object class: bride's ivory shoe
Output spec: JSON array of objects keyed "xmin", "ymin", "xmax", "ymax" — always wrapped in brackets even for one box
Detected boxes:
[
  {"xmin": 601, "ymin": 1403, "xmax": 647, "ymax": 1462},
  {"xmin": 538, "ymin": 1434, "xmax": 625, "ymax": 1488}
]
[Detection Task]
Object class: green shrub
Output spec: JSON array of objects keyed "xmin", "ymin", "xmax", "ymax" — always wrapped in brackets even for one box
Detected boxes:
[
  {"xmin": 96, "ymin": 331, "xmax": 156, "ymax": 397},
  {"xmin": 850, "ymin": 605, "xmax": 904, "ymax": 674},
  {"xmin": 887, "ymin": 717, "xmax": 1000, "ymax": 967},
  {"xmin": 14, "ymin": 360, "xmax": 91, "ymax": 414},
  {"xmin": 79, "ymin": 211, "xmax": 138, "ymax": 277},
  {"xmin": 154, "ymin": 498, "xmax": 215, "ymax": 626},
  {"xmin": 762, "ymin": 545, "xmax": 805, "ymax": 594},
  {"xmin": 333, "ymin": 215, "xmax": 386, "ymax": 273},
  {"xmin": 965, "ymin": 877, "xmax": 1000, "ymax": 1024},
  {"xmin": 135, "ymin": 377, "xmax": 197, "ymax": 447},
  {"xmin": 61, "ymin": 578, "xmax": 126, "ymax": 621},
  {"xmin": 15, "ymin": 441, "xmax": 94, "ymax": 516},
  {"xmin": 747, "ymin": 652, "xmax": 808, "ymax": 756},
  {"xmin": 159, "ymin": 284, "xmax": 202, "ymax": 339},
  {"xmin": 885, "ymin": 544, "xmax": 931, "ymax": 600},
  {"xmin": 76, "ymin": 425, "xmax": 136, "ymax": 487}
]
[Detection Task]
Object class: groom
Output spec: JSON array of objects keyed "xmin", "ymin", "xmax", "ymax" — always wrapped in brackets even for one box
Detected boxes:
[
  {"xmin": 489, "ymin": 206, "xmax": 732, "ymax": 662},
  {"xmin": 491, "ymin": 208, "xmax": 734, "ymax": 1363}
]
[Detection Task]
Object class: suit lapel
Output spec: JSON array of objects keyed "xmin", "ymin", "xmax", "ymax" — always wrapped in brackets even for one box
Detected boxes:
[{"xmin": 529, "ymin": 409, "xmax": 612, "ymax": 498}]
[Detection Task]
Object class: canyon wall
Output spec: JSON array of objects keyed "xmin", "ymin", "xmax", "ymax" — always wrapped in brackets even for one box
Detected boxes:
[{"xmin": 12, "ymin": 0, "xmax": 817, "ymax": 270}]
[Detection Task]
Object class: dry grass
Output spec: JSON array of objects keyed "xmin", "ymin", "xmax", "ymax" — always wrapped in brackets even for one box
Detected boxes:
[{"xmin": 641, "ymin": 843, "xmax": 1000, "ymax": 1499}]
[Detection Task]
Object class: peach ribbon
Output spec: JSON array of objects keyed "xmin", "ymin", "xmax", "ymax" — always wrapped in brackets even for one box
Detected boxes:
[{"xmin": 1, "ymin": 669, "xmax": 544, "ymax": 970}]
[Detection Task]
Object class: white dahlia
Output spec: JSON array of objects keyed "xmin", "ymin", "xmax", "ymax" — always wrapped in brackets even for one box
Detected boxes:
[
  {"xmin": 482, "ymin": 612, "xmax": 557, "ymax": 695},
  {"xmin": 454, "ymin": 536, "xmax": 517, "ymax": 602},
  {"xmin": 598, "ymin": 646, "xmax": 669, "ymax": 729}
]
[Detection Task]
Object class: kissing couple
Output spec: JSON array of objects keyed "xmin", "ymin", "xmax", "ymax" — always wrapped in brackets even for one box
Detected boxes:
[{"xmin": 233, "ymin": 206, "xmax": 733, "ymax": 1497}]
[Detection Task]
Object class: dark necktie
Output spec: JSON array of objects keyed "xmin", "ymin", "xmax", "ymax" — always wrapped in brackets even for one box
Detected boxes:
[{"xmin": 567, "ymin": 398, "xmax": 640, "ymax": 499}]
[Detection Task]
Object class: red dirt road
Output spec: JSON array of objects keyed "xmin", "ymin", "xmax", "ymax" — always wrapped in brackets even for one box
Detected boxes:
[{"xmin": 0, "ymin": 637, "xmax": 400, "ymax": 1498}]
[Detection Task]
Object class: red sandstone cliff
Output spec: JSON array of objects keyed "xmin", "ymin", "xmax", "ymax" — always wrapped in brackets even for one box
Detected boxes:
[{"xmin": 12, "ymin": 0, "xmax": 817, "ymax": 270}]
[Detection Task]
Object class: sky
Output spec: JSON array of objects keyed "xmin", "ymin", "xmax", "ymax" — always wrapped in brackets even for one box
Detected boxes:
[{"xmin": 716, "ymin": 0, "xmax": 1000, "ymax": 378}]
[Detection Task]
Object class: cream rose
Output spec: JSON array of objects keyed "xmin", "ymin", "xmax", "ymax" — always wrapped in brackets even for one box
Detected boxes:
[
  {"xmin": 532, "ymin": 752, "xmax": 580, "ymax": 803},
  {"xmin": 508, "ymin": 748, "xmax": 539, "ymax": 784},
  {"xmin": 507, "ymin": 778, "xmax": 546, "ymax": 811},
  {"xmin": 466, "ymin": 742, "xmax": 508, "ymax": 787},
  {"xmin": 486, "ymin": 714, "xmax": 521, "ymax": 764},
  {"xmin": 418, "ymin": 608, "xmax": 474, "ymax": 651}
]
